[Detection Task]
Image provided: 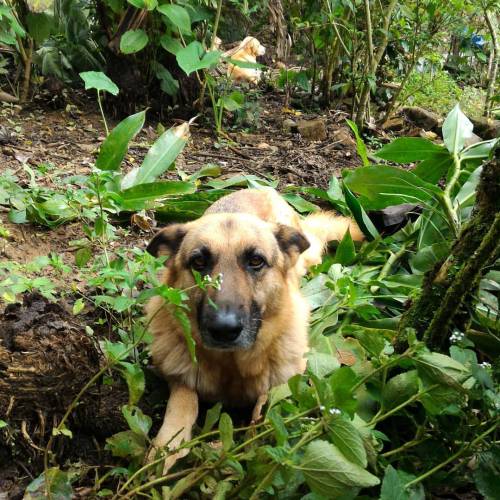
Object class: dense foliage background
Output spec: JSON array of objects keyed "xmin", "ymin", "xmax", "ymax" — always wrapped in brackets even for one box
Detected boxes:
[{"xmin": 0, "ymin": 0, "xmax": 499, "ymax": 499}]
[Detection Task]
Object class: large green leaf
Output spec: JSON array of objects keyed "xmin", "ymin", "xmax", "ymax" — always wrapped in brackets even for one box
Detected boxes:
[
  {"xmin": 380, "ymin": 466, "xmax": 409, "ymax": 500},
  {"xmin": 25, "ymin": 468, "xmax": 73, "ymax": 500},
  {"xmin": 333, "ymin": 229, "xmax": 356, "ymax": 265},
  {"xmin": 219, "ymin": 413, "xmax": 233, "ymax": 451},
  {"xmin": 327, "ymin": 417, "xmax": 367, "ymax": 468},
  {"xmin": 344, "ymin": 165, "xmax": 441, "ymax": 210},
  {"xmin": 300, "ymin": 440, "xmax": 379, "ymax": 497},
  {"xmin": 343, "ymin": 185, "xmax": 379, "ymax": 240},
  {"xmin": 96, "ymin": 110, "xmax": 145, "ymax": 171},
  {"xmin": 26, "ymin": 12, "xmax": 54, "ymax": 44},
  {"xmin": 120, "ymin": 29, "xmax": 149, "ymax": 54},
  {"xmin": 442, "ymin": 104, "xmax": 473, "ymax": 155},
  {"xmin": 121, "ymin": 123, "xmax": 189, "ymax": 189},
  {"xmin": 157, "ymin": 4, "xmax": 191, "ymax": 34},
  {"xmin": 119, "ymin": 181, "xmax": 196, "ymax": 209},
  {"xmin": 176, "ymin": 41, "xmax": 221, "ymax": 76},
  {"xmin": 454, "ymin": 166, "xmax": 482, "ymax": 209},
  {"xmin": 80, "ymin": 71, "xmax": 119, "ymax": 95},
  {"xmin": 376, "ymin": 138, "xmax": 446, "ymax": 163},
  {"xmin": 413, "ymin": 152, "xmax": 453, "ymax": 184},
  {"xmin": 346, "ymin": 119, "xmax": 369, "ymax": 166}
]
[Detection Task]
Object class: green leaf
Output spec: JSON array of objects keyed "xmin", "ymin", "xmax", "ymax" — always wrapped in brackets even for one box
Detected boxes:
[
  {"xmin": 346, "ymin": 119, "xmax": 369, "ymax": 166},
  {"xmin": 454, "ymin": 166, "xmax": 482, "ymax": 209},
  {"xmin": 333, "ymin": 229, "xmax": 356, "ymax": 265},
  {"xmin": 80, "ymin": 71, "xmax": 119, "ymax": 95},
  {"xmin": 380, "ymin": 465, "xmax": 409, "ymax": 500},
  {"xmin": 410, "ymin": 242, "xmax": 450, "ymax": 274},
  {"xmin": 121, "ymin": 123, "xmax": 189, "ymax": 189},
  {"xmin": 329, "ymin": 367, "xmax": 359, "ymax": 416},
  {"xmin": 174, "ymin": 308, "xmax": 197, "ymax": 363},
  {"xmin": 219, "ymin": 412, "xmax": 233, "ymax": 451},
  {"xmin": 474, "ymin": 447, "xmax": 500, "ymax": 500},
  {"xmin": 382, "ymin": 370, "xmax": 419, "ymax": 410},
  {"xmin": 201, "ymin": 402, "xmax": 222, "ymax": 433},
  {"xmin": 375, "ymin": 138, "xmax": 445, "ymax": 163},
  {"xmin": 26, "ymin": 12, "xmax": 53, "ymax": 44},
  {"xmin": 0, "ymin": 420, "xmax": 7, "ymax": 429},
  {"xmin": 307, "ymin": 351, "xmax": 340, "ymax": 378},
  {"xmin": 120, "ymin": 29, "xmax": 149, "ymax": 54},
  {"xmin": 157, "ymin": 4, "xmax": 191, "ymax": 34},
  {"xmin": 72, "ymin": 298, "xmax": 85, "ymax": 315},
  {"xmin": 119, "ymin": 181, "xmax": 196, "ymax": 208},
  {"xmin": 300, "ymin": 440, "xmax": 379, "ymax": 497},
  {"xmin": 120, "ymin": 361, "xmax": 145, "ymax": 405},
  {"xmin": 343, "ymin": 325, "xmax": 392, "ymax": 357},
  {"xmin": 155, "ymin": 62, "xmax": 179, "ymax": 96},
  {"xmin": 282, "ymin": 193, "xmax": 318, "ymax": 213},
  {"xmin": 460, "ymin": 139, "xmax": 498, "ymax": 160},
  {"xmin": 176, "ymin": 41, "xmax": 221, "ymax": 76},
  {"xmin": 75, "ymin": 246, "xmax": 92, "ymax": 267},
  {"xmin": 413, "ymin": 153, "xmax": 453, "ymax": 184},
  {"xmin": 343, "ymin": 185, "xmax": 380, "ymax": 240},
  {"xmin": 328, "ymin": 417, "xmax": 367, "ymax": 468},
  {"xmin": 25, "ymin": 468, "xmax": 73, "ymax": 500},
  {"xmin": 106, "ymin": 430, "xmax": 146, "ymax": 458},
  {"xmin": 442, "ymin": 104, "xmax": 473, "ymax": 155},
  {"xmin": 96, "ymin": 110, "xmax": 145, "ymax": 171},
  {"xmin": 122, "ymin": 405, "xmax": 152, "ymax": 437},
  {"xmin": 160, "ymin": 34, "xmax": 183, "ymax": 55},
  {"xmin": 344, "ymin": 165, "xmax": 441, "ymax": 210}
]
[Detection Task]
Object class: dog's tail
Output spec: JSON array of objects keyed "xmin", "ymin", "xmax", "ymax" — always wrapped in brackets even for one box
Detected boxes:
[{"xmin": 298, "ymin": 212, "xmax": 364, "ymax": 272}]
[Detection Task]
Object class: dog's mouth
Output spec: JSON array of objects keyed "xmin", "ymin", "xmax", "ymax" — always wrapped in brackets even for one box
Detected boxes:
[{"xmin": 197, "ymin": 300, "xmax": 262, "ymax": 351}]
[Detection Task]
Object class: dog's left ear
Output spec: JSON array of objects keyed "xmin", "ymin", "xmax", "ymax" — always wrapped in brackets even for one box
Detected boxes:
[
  {"xmin": 146, "ymin": 224, "xmax": 188, "ymax": 258},
  {"xmin": 274, "ymin": 224, "xmax": 310, "ymax": 265}
]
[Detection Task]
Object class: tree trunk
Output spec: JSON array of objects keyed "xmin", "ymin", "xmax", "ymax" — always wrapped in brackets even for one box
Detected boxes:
[
  {"xmin": 355, "ymin": 0, "xmax": 398, "ymax": 128},
  {"xmin": 483, "ymin": 10, "xmax": 499, "ymax": 117},
  {"xmin": 397, "ymin": 158, "xmax": 500, "ymax": 352}
]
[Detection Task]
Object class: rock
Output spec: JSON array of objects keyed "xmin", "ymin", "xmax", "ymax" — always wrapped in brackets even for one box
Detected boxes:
[
  {"xmin": 382, "ymin": 117, "xmax": 405, "ymax": 132},
  {"xmin": 464, "ymin": 132, "xmax": 483, "ymax": 148},
  {"xmin": 331, "ymin": 127, "xmax": 356, "ymax": 148},
  {"xmin": 282, "ymin": 118, "xmax": 297, "ymax": 133},
  {"xmin": 469, "ymin": 117, "xmax": 500, "ymax": 140},
  {"xmin": 297, "ymin": 118, "xmax": 327, "ymax": 141},
  {"xmin": 401, "ymin": 106, "xmax": 441, "ymax": 131},
  {"xmin": 419, "ymin": 130, "xmax": 438, "ymax": 140}
]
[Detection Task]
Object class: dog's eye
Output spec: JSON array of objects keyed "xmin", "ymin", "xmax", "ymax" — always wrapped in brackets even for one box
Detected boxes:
[{"xmin": 247, "ymin": 255, "xmax": 266, "ymax": 270}]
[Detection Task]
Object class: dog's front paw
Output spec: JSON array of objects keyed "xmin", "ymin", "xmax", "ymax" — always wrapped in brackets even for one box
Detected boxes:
[{"xmin": 146, "ymin": 444, "xmax": 189, "ymax": 475}]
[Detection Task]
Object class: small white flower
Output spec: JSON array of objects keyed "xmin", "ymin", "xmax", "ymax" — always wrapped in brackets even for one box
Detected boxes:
[
  {"xmin": 480, "ymin": 362, "xmax": 491, "ymax": 369},
  {"xmin": 329, "ymin": 408, "xmax": 341, "ymax": 415},
  {"xmin": 319, "ymin": 405, "xmax": 325, "ymax": 411}
]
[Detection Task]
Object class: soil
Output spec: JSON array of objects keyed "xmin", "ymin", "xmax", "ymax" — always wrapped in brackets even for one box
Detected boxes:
[{"xmin": 1, "ymin": 92, "xmax": 361, "ymax": 192}]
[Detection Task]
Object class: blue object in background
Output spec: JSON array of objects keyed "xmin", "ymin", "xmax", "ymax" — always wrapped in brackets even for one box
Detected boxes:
[{"xmin": 471, "ymin": 34, "xmax": 486, "ymax": 48}]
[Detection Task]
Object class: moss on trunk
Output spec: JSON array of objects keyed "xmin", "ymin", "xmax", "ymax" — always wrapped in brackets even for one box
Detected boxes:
[{"xmin": 397, "ymin": 157, "xmax": 500, "ymax": 351}]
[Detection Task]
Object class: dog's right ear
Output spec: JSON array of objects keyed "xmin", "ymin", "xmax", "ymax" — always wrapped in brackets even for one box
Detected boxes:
[{"xmin": 146, "ymin": 224, "xmax": 188, "ymax": 257}]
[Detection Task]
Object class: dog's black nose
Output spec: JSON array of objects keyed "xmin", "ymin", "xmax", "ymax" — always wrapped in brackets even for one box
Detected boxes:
[{"xmin": 206, "ymin": 310, "xmax": 244, "ymax": 342}]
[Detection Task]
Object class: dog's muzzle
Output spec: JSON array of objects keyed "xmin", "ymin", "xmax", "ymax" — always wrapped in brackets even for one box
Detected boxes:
[{"xmin": 198, "ymin": 301, "xmax": 261, "ymax": 350}]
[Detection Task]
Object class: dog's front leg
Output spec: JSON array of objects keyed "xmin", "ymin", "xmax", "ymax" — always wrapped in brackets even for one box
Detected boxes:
[
  {"xmin": 149, "ymin": 383, "xmax": 198, "ymax": 474},
  {"xmin": 251, "ymin": 393, "xmax": 268, "ymax": 424}
]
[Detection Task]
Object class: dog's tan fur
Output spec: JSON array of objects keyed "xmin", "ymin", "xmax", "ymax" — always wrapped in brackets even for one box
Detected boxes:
[
  {"xmin": 223, "ymin": 36, "xmax": 266, "ymax": 84},
  {"xmin": 145, "ymin": 188, "xmax": 363, "ymax": 471}
]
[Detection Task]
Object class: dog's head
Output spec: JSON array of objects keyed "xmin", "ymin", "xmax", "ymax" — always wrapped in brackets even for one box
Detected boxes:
[
  {"xmin": 147, "ymin": 213, "xmax": 309, "ymax": 351},
  {"xmin": 241, "ymin": 36, "xmax": 266, "ymax": 57}
]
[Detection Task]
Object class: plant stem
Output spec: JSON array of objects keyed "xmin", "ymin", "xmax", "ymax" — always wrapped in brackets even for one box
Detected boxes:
[
  {"xmin": 405, "ymin": 419, "xmax": 499, "ymax": 488},
  {"xmin": 249, "ymin": 421, "xmax": 323, "ymax": 500},
  {"xmin": 97, "ymin": 90, "xmax": 110, "ymax": 136}
]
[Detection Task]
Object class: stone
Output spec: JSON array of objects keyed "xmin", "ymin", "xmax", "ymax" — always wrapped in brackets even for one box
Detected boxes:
[
  {"xmin": 464, "ymin": 132, "xmax": 483, "ymax": 148},
  {"xmin": 282, "ymin": 118, "xmax": 297, "ymax": 133},
  {"xmin": 401, "ymin": 106, "xmax": 441, "ymax": 130},
  {"xmin": 382, "ymin": 117, "xmax": 405, "ymax": 131},
  {"xmin": 297, "ymin": 118, "xmax": 327, "ymax": 141},
  {"xmin": 469, "ymin": 117, "xmax": 500, "ymax": 140}
]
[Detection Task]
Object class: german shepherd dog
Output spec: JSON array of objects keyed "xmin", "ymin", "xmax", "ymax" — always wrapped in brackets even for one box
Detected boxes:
[{"xmin": 145, "ymin": 188, "xmax": 363, "ymax": 471}]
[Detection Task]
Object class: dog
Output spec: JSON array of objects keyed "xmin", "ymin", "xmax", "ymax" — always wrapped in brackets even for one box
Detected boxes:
[
  {"xmin": 145, "ymin": 188, "xmax": 363, "ymax": 471},
  {"xmin": 223, "ymin": 36, "xmax": 266, "ymax": 84}
]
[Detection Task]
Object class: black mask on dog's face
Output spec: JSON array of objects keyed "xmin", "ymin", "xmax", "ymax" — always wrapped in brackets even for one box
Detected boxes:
[{"xmin": 146, "ymin": 214, "xmax": 310, "ymax": 351}]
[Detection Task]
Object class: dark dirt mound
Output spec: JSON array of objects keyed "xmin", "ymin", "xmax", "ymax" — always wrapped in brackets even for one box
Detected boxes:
[{"xmin": 0, "ymin": 294, "xmax": 136, "ymax": 492}]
